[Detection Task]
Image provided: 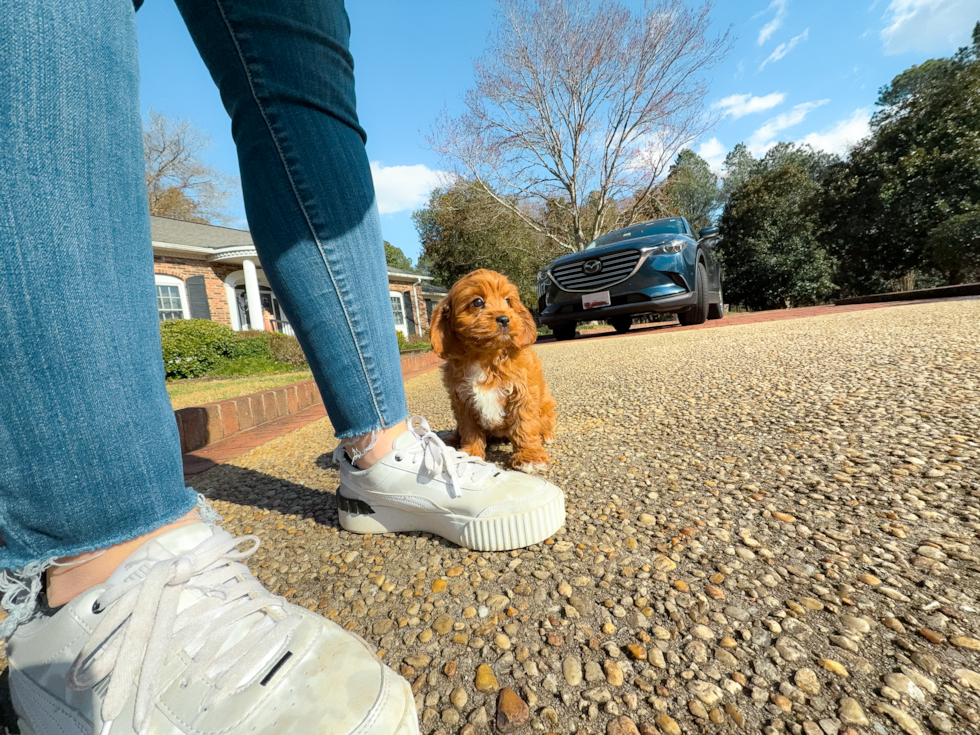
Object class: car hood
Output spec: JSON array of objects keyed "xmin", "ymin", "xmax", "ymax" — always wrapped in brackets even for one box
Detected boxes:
[{"xmin": 547, "ymin": 232, "xmax": 693, "ymax": 269}]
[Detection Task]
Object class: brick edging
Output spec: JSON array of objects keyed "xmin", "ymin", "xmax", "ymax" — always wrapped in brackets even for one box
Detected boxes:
[
  {"xmin": 834, "ymin": 282, "xmax": 980, "ymax": 305},
  {"xmin": 175, "ymin": 351, "xmax": 443, "ymax": 453}
]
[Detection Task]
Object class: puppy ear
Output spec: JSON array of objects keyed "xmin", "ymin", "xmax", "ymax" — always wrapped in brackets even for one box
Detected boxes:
[
  {"xmin": 513, "ymin": 297, "xmax": 538, "ymax": 349},
  {"xmin": 428, "ymin": 297, "xmax": 457, "ymax": 358}
]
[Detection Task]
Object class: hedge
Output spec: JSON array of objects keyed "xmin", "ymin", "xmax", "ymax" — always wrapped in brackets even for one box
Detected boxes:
[{"xmin": 160, "ymin": 320, "xmax": 308, "ymax": 380}]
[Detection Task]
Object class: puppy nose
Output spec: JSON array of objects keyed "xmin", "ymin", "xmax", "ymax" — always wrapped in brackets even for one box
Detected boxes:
[{"xmin": 496, "ymin": 315, "xmax": 510, "ymax": 327}]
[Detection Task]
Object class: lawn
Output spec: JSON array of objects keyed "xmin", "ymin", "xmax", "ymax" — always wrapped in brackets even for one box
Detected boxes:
[{"xmin": 167, "ymin": 370, "xmax": 313, "ymax": 410}]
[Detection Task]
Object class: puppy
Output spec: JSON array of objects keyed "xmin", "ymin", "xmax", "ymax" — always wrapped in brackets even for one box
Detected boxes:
[{"xmin": 429, "ymin": 269, "xmax": 557, "ymax": 472}]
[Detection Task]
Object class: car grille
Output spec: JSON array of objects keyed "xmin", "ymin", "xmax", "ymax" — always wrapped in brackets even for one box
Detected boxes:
[{"xmin": 550, "ymin": 249, "xmax": 641, "ymax": 292}]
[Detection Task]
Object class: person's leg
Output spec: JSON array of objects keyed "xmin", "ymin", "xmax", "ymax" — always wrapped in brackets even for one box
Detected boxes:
[
  {"xmin": 174, "ymin": 0, "xmax": 565, "ymax": 552},
  {"xmin": 0, "ymin": 0, "xmax": 200, "ymax": 620},
  {"xmin": 173, "ymin": 0, "xmax": 410, "ymax": 450},
  {"xmin": 2, "ymin": 10, "xmax": 419, "ymax": 732}
]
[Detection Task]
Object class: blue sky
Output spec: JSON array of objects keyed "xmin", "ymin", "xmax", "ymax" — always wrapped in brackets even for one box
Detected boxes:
[{"xmin": 136, "ymin": 0, "xmax": 977, "ymax": 264}]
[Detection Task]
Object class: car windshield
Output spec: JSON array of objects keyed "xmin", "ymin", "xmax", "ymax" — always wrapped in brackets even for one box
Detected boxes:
[{"xmin": 585, "ymin": 218, "xmax": 687, "ymax": 250}]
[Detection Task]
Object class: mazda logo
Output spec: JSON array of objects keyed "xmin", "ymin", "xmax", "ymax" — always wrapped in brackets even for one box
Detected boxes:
[{"xmin": 583, "ymin": 259, "xmax": 602, "ymax": 275}]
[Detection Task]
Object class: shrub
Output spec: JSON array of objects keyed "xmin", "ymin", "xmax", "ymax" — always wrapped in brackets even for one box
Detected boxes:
[
  {"xmin": 395, "ymin": 330, "xmax": 409, "ymax": 352},
  {"xmin": 162, "ymin": 320, "xmax": 310, "ymax": 379},
  {"xmin": 269, "ymin": 333, "xmax": 308, "ymax": 366},
  {"xmin": 160, "ymin": 319, "xmax": 237, "ymax": 379},
  {"xmin": 228, "ymin": 330, "xmax": 275, "ymax": 360}
]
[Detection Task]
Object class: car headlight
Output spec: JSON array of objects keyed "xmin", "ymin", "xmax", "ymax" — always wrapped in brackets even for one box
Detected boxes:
[{"xmin": 643, "ymin": 240, "xmax": 687, "ymax": 256}]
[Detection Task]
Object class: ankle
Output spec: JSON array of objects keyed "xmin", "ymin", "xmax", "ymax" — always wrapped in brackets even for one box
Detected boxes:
[
  {"xmin": 45, "ymin": 511, "xmax": 201, "ymax": 607},
  {"xmin": 351, "ymin": 421, "xmax": 408, "ymax": 469}
]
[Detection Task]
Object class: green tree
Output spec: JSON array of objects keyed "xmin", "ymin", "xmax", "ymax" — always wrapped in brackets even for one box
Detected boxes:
[
  {"xmin": 663, "ymin": 149, "xmax": 719, "ymax": 232},
  {"xmin": 412, "ymin": 180, "xmax": 561, "ymax": 306},
  {"xmin": 718, "ymin": 164, "xmax": 835, "ymax": 310},
  {"xmin": 819, "ymin": 23, "xmax": 980, "ymax": 292},
  {"xmin": 384, "ymin": 241, "xmax": 414, "ymax": 271},
  {"xmin": 719, "ymin": 143, "xmax": 755, "ymax": 205},
  {"xmin": 755, "ymin": 142, "xmax": 838, "ymax": 182}
]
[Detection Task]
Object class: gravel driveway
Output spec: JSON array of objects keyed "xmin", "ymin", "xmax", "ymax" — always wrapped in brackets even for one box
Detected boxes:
[{"xmin": 178, "ymin": 300, "xmax": 979, "ymax": 734}]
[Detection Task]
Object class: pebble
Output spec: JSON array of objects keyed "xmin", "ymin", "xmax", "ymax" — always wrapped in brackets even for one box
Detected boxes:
[
  {"xmin": 655, "ymin": 714, "xmax": 681, "ymax": 735},
  {"xmin": 604, "ymin": 660, "xmax": 624, "ymax": 687},
  {"xmin": 794, "ymin": 668, "xmax": 821, "ymax": 695},
  {"xmin": 564, "ymin": 657, "xmax": 583, "ymax": 686},
  {"xmin": 817, "ymin": 659, "xmax": 849, "ymax": 678},
  {"xmin": 690, "ymin": 625, "xmax": 714, "ymax": 640},
  {"xmin": 688, "ymin": 680, "xmax": 723, "ymax": 707},
  {"xmin": 495, "ymin": 687, "xmax": 529, "ymax": 733},
  {"xmin": 950, "ymin": 636, "xmax": 980, "ymax": 651},
  {"xmin": 953, "ymin": 668, "xmax": 980, "ymax": 690},
  {"xmin": 475, "ymin": 663, "xmax": 498, "ymax": 692},
  {"xmin": 928, "ymin": 712, "xmax": 954, "ymax": 732},
  {"xmin": 838, "ymin": 698, "xmax": 868, "ymax": 726},
  {"xmin": 875, "ymin": 703, "xmax": 925, "ymax": 735},
  {"xmin": 607, "ymin": 716, "xmax": 641, "ymax": 735}
]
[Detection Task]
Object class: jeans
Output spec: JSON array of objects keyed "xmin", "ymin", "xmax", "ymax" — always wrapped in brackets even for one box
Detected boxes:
[{"xmin": 0, "ymin": 0, "xmax": 408, "ymax": 573}]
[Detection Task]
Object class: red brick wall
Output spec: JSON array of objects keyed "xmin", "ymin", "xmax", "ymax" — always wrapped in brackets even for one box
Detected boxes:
[
  {"xmin": 389, "ymin": 283, "xmax": 429, "ymax": 338},
  {"xmin": 153, "ymin": 255, "xmax": 237, "ymax": 326}
]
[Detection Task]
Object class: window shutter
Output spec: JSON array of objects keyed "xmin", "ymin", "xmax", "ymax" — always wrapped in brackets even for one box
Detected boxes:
[
  {"xmin": 186, "ymin": 276, "xmax": 212, "ymax": 320},
  {"xmin": 403, "ymin": 291, "xmax": 416, "ymax": 336}
]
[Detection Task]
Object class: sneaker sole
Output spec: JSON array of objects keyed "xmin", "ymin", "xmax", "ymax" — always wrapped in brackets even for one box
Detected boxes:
[{"xmin": 337, "ymin": 489, "xmax": 565, "ymax": 552}]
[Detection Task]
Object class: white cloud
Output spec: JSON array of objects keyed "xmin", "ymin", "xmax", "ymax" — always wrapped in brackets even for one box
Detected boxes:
[
  {"xmin": 799, "ymin": 108, "xmax": 873, "ymax": 154},
  {"xmin": 748, "ymin": 99, "xmax": 829, "ymax": 154},
  {"xmin": 713, "ymin": 92, "xmax": 786, "ymax": 119},
  {"xmin": 760, "ymin": 28, "xmax": 809, "ymax": 69},
  {"xmin": 369, "ymin": 162, "xmax": 446, "ymax": 215},
  {"xmin": 880, "ymin": 0, "xmax": 975, "ymax": 54},
  {"xmin": 757, "ymin": 0, "xmax": 789, "ymax": 45},
  {"xmin": 696, "ymin": 137, "xmax": 728, "ymax": 175}
]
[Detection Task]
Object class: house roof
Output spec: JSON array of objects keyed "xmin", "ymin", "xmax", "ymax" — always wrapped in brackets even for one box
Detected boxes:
[
  {"xmin": 150, "ymin": 216, "xmax": 431, "ymax": 280},
  {"xmin": 421, "ymin": 283, "xmax": 449, "ymax": 296},
  {"xmin": 151, "ymin": 216, "xmax": 254, "ymax": 251}
]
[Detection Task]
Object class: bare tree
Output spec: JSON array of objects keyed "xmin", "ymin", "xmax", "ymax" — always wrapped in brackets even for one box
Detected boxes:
[
  {"xmin": 143, "ymin": 110, "xmax": 237, "ymax": 225},
  {"xmin": 431, "ymin": 0, "xmax": 730, "ymax": 252}
]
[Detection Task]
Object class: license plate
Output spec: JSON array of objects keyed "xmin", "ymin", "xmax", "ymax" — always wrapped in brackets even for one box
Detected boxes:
[{"xmin": 582, "ymin": 291, "xmax": 611, "ymax": 310}]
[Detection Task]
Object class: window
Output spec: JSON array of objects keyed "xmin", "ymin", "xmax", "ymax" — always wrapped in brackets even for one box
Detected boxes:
[
  {"xmin": 157, "ymin": 285, "xmax": 184, "ymax": 321},
  {"xmin": 154, "ymin": 275, "xmax": 190, "ymax": 321},
  {"xmin": 391, "ymin": 291, "xmax": 406, "ymax": 334}
]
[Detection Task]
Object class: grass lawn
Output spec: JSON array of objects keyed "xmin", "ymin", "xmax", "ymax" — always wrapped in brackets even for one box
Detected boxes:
[{"xmin": 167, "ymin": 370, "xmax": 313, "ymax": 410}]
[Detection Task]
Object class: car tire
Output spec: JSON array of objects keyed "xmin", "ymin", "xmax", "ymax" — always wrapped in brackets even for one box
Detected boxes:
[
  {"xmin": 708, "ymin": 285, "xmax": 725, "ymax": 320},
  {"xmin": 552, "ymin": 323, "xmax": 576, "ymax": 341},
  {"xmin": 678, "ymin": 262, "xmax": 709, "ymax": 326},
  {"xmin": 610, "ymin": 316, "xmax": 632, "ymax": 334}
]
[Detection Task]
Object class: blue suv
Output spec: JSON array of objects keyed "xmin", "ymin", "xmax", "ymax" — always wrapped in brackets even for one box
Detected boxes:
[{"xmin": 537, "ymin": 216, "xmax": 724, "ymax": 340}]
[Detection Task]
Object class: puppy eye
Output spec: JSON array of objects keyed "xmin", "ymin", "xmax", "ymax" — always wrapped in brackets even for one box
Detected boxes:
[{"xmin": 471, "ymin": 298, "xmax": 485, "ymax": 308}]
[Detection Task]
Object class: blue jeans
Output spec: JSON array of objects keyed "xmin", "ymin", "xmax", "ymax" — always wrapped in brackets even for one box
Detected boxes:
[{"xmin": 0, "ymin": 0, "xmax": 408, "ymax": 572}]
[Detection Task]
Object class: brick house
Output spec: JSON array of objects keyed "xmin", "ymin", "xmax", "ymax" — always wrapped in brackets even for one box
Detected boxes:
[{"xmin": 151, "ymin": 216, "xmax": 433, "ymax": 339}]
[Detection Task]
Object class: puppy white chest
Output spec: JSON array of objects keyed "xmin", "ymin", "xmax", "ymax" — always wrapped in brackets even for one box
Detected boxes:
[{"xmin": 461, "ymin": 365, "xmax": 508, "ymax": 429}]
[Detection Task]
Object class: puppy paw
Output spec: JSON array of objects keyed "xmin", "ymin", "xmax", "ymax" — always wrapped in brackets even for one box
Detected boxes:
[
  {"xmin": 439, "ymin": 430, "xmax": 461, "ymax": 448},
  {"xmin": 460, "ymin": 443, "xmax": 486, "ymax": 460},
  {"xmin": 511, "ymin": 449, "xmax": 550, "ymax": 473},
  {"xmin": 542, "ymin": 431, "xmax": 557, "ymax": 445},
  {"xmin": 513, "ymin": 461, "xmax": 549, "ymax": 473}
]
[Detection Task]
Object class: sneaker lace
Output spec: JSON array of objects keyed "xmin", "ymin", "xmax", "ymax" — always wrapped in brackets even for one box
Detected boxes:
[
  {"xmin": 67, "ymin": 531, "xmax": 301, "ymax": 735},
  {"xmin": 403, "ymin": 416, "xmax": 499, "ymax": 498}
]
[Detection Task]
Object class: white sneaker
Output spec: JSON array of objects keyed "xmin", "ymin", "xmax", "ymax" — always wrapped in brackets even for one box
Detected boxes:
[
  {"xmin": 4, "ymin": 523, "xmax": 419, "ymax": 735},
  {"xmin": 335, "ymin": 416, "xmax": 565, "ymax": 551}
]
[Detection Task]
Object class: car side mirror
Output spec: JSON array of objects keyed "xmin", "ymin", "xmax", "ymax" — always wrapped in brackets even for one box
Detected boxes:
[{"xmin": 698, "ymin": 226, "xmax": 719, "ymax": 239}]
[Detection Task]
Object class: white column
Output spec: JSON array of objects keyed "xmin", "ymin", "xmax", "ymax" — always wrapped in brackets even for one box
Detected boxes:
[{"xmin": 242, "ymin": 259, "xmax": 264, "ymax": 331}]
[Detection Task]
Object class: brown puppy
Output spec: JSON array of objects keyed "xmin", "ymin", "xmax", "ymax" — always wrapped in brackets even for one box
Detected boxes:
[{"xmin": 429, "ymin": 269, "xmax": 557, "ymax": 472}]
